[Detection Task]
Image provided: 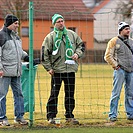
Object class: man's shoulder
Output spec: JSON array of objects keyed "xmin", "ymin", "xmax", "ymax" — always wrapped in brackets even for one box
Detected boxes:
[
  {"xmin": 0, "ymin": 28, "xmax": 6, "ymax": 39},
  {"xmin": 0, "ymin": 29, "xmax": 6, "ymax": 46},
  {"xmin": 111, "ymin": 36, "xmax": 118, "ymax": 40},
  {"xmin": 109, "ymin": 36, "xmax": 118, "ymax": 43},
  {"xmin": 0, "ymin": 27, "xmax": 8, "ymax": 39},
  {"xmin": 46, "ymin": 31, "xmax": 54, "ymax": 37},
  {"xmin": 67, "ymin": 29, "xmax": 75, "ymax": 34},
  {"xmin": 0, "ymin": 28, "xmax": 4, "ymax": 35},
  {"xmin": 67, "ymin": 29, "xmax": 79, "ymax": 38},
  {"xmin": 129, "ymin": 37, "xmax": 133, "ymax": 42}
]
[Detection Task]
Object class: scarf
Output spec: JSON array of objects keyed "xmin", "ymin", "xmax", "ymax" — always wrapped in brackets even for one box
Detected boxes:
[{"xmin": 52, "ymin": 27, "xmax": 75, "ymax": 64}]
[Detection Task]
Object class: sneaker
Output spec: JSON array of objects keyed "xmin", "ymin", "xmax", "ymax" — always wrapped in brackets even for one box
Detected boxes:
[
  {"xmin": 109, "ymin": 117, "xmax": 117, "ymax": 122},
  {"xmin": 65, "ymin": 118, "xmax": 79, "ymax": 125},
  {"xmin": 0, "ymin": 119, "xmax": 10, "ymax": 126},
  {"xmin": 48, "ymin": 118, "xmax": 55, "ymax": 124},
  {"xmin": 14, "ymin": 117, "xmax": 28, "ymax": 125}
]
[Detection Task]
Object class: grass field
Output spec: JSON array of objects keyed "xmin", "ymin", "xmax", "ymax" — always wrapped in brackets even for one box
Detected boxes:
[
  {"xmin": 1, "ymin": 127, "xmax": 133, "ymax": 133},
  {"xmin": 2, "ymin": 63, "xmax": 133, "ymax": 130}
]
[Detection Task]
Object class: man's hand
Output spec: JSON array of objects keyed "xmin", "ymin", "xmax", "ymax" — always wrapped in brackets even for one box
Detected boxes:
[
  {"xmin": 48, "ymin": 69, "xmax": 54, "ymax": 75},
  {"xmin": 72, "ymin": 53, "xmax": 78, "ymax": 60},
  {"xmin": 113, "ymin": 65, "xmax": 120, "ymax": 70},
  {"xmin": 0, "ymin": 70, "xmax": 4, "ymax": 77}
]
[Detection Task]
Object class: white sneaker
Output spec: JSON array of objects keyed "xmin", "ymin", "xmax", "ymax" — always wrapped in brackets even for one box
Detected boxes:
[
  {"xmin": 0, "ymin": 119, "xmax": 10, "ymax": 126},
  {"xmin": 48, "ymin": 118, "xmax": 55, "ymax": 124},
  {"xmin": 14, "ymin": 117, "xmax": 28, "ymax": 125}
]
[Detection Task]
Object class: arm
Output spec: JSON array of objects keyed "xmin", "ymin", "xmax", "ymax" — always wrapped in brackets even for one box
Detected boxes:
[
  {"xmin": 104, "ymin": 37, "xmax": 119, "ymax": 69},
  {"xmin": 72, "ymin": 32, "xmax": 85, "ymax": 59},
  {"xmin": 0, "ymin": 46, "xmax": 2, "ymax": 70},
  {"xmin": 22, "ymin": 51, "xmax": 40, "ymax": 68},
  {"xmin": 41, "ymin": 34, "xmax": 53, "ymax": 72},
  {"xmin": 22, "ymin": 51, "xmax": 29, "ymax": 61},
  {"xmin": 0, "ymin": 32, "xmax": 5, "ymax": 76},
  {"xmin": 0, "ymin": 47, "xmax": 4, "ymax": 77}
]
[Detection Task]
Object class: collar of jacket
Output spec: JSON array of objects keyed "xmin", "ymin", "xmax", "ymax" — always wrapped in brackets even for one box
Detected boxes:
[
  {"xmin": 3, "ymin": 26, "xmax": 18, "ymax": 37},
  {"xmin": 3, "ymin": 26, "xmax": 12, "ymax": 34},
  {"xmin": 118, "ymin": 35, "xmax": 129, "ymax": 41}
]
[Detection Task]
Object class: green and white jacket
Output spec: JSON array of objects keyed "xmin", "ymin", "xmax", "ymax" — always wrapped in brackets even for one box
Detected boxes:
[
  {"xmin": 41, "ymin": 29, "xmax": 85, "ymax": 73},
  {"xmin": 0, "ymin": 26, "xmax": 28, "ymax": 77}
]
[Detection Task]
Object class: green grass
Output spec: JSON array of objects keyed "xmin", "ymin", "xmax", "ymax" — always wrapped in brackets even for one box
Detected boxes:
[
  {"xmin": 1, "ymin": 127, "xmax": 133, "ymax": 133},
  {"xmin": 4, "ymin": 63, "xmax": 131, "ymax": 129}
]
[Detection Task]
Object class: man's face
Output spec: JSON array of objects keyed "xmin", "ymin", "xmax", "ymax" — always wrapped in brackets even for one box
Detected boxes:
[
  {"xmin": 7, "ymin": 21, "xmax": 19, "ymax": 32},
  {"xmin": 54, "ymin": 18, "xmax": 64, "ymax": 30},
  {"xmin": 120, "ymin": 27, "xmax": 130, "ymax": 37}
]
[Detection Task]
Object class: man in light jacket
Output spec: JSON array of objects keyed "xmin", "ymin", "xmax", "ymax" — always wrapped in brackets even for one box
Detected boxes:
[
  {"xmin": 0, "ymin": 14, "xmax": 29, "ymax": 126},
  {"xmin": 104, "ymin": 22, "xmax": 133, "ymax": 122}
]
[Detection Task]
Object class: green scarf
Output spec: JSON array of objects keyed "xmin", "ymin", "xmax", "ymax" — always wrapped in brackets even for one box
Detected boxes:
[{"xmin": 52, "ymin": 27, "xmax": 75, "ymax": 64}]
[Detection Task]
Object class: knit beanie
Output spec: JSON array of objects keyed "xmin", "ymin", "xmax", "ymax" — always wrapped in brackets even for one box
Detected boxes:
[
  {"xmin": 52, "ymin": 14, "xmax": 64, "ymax": 25},
  {"xmin": 118, "ymin": 22, "xmax": 129, "ymax": 34},
  {"xmin": 4, "ymin": 14, "xmax": 18, "ymax": 27}
]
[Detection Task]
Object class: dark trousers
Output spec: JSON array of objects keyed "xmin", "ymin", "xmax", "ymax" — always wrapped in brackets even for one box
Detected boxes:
[{"xmin": 46, "ymin": 72, "xmax": 75, "ymax": 120}]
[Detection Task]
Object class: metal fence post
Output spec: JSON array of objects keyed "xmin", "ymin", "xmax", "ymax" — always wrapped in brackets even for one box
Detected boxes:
[{"xmin": 29, "ymin": 1, "xmax": 34, "ymax": 127}]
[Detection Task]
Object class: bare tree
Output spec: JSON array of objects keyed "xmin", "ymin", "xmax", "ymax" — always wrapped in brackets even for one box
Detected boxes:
[
  {"xmin": 0, "ymin": 0, "xmax": 30, "ymax": 36},
  {"xmin": 115, "ymin": 0, "xmax": 133, "ymax": 24}
]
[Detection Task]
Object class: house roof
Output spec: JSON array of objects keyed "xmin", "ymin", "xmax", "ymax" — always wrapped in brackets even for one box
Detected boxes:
[
  {"xmin": 0, "ymin": 0, "xmax": 94, "ymax": 21},
  {"xmin": 33, "ymin": 0, "xmax": 94, "ymax": 21},
  {"xmin": 92, "ymin": 0, "xmax": 110, "ymax": 13}
]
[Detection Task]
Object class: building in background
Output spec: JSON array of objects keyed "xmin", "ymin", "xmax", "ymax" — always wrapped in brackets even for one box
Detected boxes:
[
  {"xmin": 87, "ymin": 0, "xmax": 133, "ymax": 49},
  {"xmin": 83, "ymin": 0, "xmax": 103, "ymax": 8},
  {"xmin": 0, "ymin": 0, "xmax": 94, "ymax": 50}
]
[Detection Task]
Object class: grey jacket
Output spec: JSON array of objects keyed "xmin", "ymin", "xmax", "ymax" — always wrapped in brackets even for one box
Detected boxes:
[
  {"xmin": 41, "ymin": 29, "xmax": 85, "ymax": 73},
  {"xmin": 104, "ymin": 36, "xmax": 133, "ymax": 72},
  {"xmin": 0, "ymin": 26, "xmax": 28, "ymax": 76}
]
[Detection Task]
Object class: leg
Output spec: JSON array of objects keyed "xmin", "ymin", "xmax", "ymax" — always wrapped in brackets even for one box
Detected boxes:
[
  {"xmin": 124, "ymin": 72, "xmax": 133, "ymax": 119},
  {"xmin": 10, "ymin": 77, "xmax": 24, "ymax": 119},
  {"xmin": 46, "ymin": 73, "xmax": 62, "ymax": 120},
  {"xmin": 109, "ymin": 69, "xmax": 125, "ymax": 119},
  {"xmin": 63, "ymin": 72, "xmax": 75, "ymax": 118},
  {"xmin": 0, "ymin": 77, "xmax": 10, "ymax": 120}
]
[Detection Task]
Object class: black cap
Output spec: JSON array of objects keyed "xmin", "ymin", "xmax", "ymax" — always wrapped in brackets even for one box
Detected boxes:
[{"xmin": 4, "ymin": 14, "xmax": 18, "ymax": 27}]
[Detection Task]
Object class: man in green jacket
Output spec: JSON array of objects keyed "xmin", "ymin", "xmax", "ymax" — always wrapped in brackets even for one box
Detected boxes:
[{"xmin": 41, "ymin": 14, "xmax": 85, "ymax": 125}]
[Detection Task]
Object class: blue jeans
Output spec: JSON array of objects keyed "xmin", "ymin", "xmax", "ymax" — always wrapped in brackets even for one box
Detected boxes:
[
  {"xmin": 109, "ymin": 68, "xmax": 133, "ymax": 119},
  {"xmin": 0, "ymin": 76, "xmax": 24, "ymax": 120}
]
